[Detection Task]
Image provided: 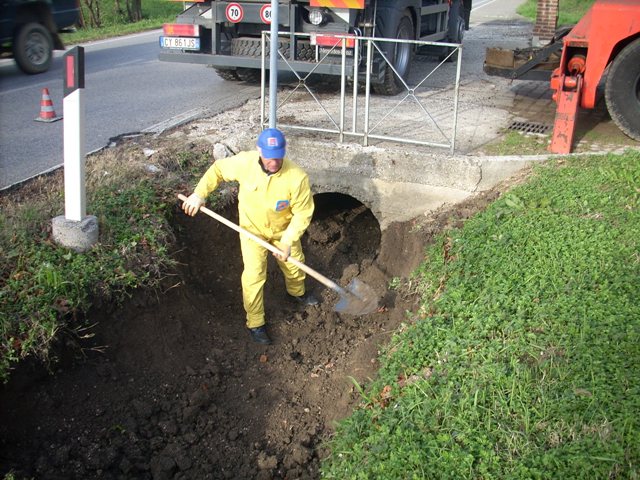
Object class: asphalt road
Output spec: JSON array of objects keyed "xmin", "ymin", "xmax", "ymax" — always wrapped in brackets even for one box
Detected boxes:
[
  {"xmin": 0, "ymin": 30, "xmax": 261, "ymax": 189},
  {"xmin": 471, "ymin": 0, "xmax": 525, "ymax": 23}
]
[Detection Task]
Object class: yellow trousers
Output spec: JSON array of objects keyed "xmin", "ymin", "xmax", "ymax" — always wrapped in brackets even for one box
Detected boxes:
[{"xmin": 240, "ymin": 235, "xmax": 306, "ymax": 329}]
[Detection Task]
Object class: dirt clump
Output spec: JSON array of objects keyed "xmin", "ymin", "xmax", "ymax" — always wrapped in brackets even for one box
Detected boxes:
[{"xmin": 0, "ymin": 184, "xmax": 509, "ymax": 479}]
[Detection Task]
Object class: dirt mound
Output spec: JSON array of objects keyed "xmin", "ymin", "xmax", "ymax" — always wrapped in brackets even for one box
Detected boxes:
[{"xmin": 0, "ymin": 187, "xmax": 504, "ymax": 479}]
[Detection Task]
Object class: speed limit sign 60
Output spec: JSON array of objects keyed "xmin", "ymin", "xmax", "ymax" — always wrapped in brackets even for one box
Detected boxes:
[
  {"xmin": 225, "ymin": 3, "xmax": 244, "ymax": 23},
  {"xmin": 259, "ymin": 4, "xmax": 272, "ymax": 24}
]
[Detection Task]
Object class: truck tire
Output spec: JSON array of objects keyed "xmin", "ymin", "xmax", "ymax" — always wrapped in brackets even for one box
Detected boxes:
[
  {"xmin": 13, "ymin": 22, "xmax": 53, "ymax": 74},
  {"xmin": 237, "ymin": 68, "xmax": 261, "ymax": 83},
  {"xmin": 373, "ymin": 12, "xmax": 414, "ymax": 95},
  {"xmin": 605, "ymin": 38, "xmax": 640, "ymax": 142},
  {"xmin": 463, "ymin": 0, "xmax": 472, "ymax": 30},
  {"xmin": 440, "ymin": 1, "xmax": 464, "ymax": 62},
  {"xmin": 214, "ymin": 68, "xmax": 241, "ymax": 81},
  {"xmin": 231, "ymin": 37, "xmax": 314, "ymax": 61}
]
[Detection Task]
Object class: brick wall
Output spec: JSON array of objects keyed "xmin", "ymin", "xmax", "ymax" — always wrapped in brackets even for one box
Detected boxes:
[{"xmin": 533, "ymin": 0, "xmax": 559, "ymax": 45}]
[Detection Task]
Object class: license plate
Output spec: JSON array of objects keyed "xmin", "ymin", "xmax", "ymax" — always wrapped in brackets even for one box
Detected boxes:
[
  {"xmin": 318, "ymin": 47, "xmax": 353, "ymax": 57},
  {"xmin": 160, "ymin": 36, "xmax": 200, "ymax": 50}
]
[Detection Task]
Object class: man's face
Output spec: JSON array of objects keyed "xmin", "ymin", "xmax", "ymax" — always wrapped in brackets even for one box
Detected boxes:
[{"xmin": 260, "ymin": 156, "xmax": 284, "ymax": 174}]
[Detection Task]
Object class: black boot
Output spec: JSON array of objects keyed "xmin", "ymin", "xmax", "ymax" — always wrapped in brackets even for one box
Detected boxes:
[
  {"xmin": 288, "ymin": 292, "xmax": 319, "ymax": 306},
  {"xmin": 248, "ymin": 325, "xmax": 272, "ymax": 344}
]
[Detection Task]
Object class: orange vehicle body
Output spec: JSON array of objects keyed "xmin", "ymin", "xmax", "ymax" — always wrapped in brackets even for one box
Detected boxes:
[{"xmin": 549, "ymin": 0, "xmax": 640, "ymax": 153}]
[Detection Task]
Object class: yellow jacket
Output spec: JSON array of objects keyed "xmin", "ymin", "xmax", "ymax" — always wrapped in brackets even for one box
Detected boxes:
[{"xmin": 194, "ymin": 151, "xmax": 314, "ymax": 245}]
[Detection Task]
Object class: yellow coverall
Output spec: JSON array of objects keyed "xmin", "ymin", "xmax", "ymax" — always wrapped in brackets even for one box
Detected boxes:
[{"xmin": 194, "ymin": 151, "xmax": 315, "ymax": 329}]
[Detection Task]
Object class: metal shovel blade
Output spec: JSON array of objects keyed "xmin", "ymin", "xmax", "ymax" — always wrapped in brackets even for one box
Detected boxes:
[{"xmin": 334, "ymin": 278, "xmax": 378, "ymax": 316}]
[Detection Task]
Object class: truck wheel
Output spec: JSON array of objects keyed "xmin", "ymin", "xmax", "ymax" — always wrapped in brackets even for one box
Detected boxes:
[
  {"xmin": 374, "ymin": 13, "xmax": 414, "ymax": 95},
  {"xmin": 231, "ymin": 37, "xmax": 314, "ymax": 62},
  {"xmin": 463, "ymin": 0, "xmax": 472, "ymax": 30},
  {"xmin": 237, "ymin": 68, "xmax": 261, "ymax": 83},
  {"xmin": 214, "ymin": 68, "xmax": 240, "ymax": 81},
  {"xmin": 13, "ymin": 22, "xmax": 53, "ymax": 74},
  {"xmin": 440, "ymin": 1, "xmax": 464, "ymax": 62},
  {"xmin": 605, "ymin": 38, "xmax": 640, "ymax": 141}
]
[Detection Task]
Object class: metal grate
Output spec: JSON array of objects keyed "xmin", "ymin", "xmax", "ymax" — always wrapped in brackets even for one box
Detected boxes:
[{"xmin": 507, "ymin": 121, "xmax": 551, "ymax": 135}]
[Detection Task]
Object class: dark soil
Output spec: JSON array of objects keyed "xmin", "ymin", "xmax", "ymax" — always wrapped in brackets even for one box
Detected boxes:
[{"xmin": 0, "ymin": 186, "xmax": 506, "ymax": 480}]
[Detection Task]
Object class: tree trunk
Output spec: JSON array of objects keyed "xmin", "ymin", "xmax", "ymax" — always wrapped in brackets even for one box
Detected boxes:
[
  {"xmin": 114, "ymin": 0, "xmax": 124, "ymax": 17},
  {"xmin": 126, "ymin": 0, "xmax": 143, "ymax": 22},
  {"xmin": 135, "ymin": 0, "xmax": 143, "ymax": 21},
  {"xmin": 82, "ymin": 0, "xmax": 101, "ymax": 28}
]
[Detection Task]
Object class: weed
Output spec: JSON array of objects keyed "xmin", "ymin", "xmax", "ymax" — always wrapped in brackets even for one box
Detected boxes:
[
  {"xmin": 483, "ymin": 131, "xmax": 549, "ymax": 156},
  {"xmin": 321, "ymin": 151, "xmax": 640, "ymax": 479},
  {"xmin": 517, "ymin": 0, "xmax": 596, "ymax": 25},
  {"xmin": 60, "ymin": 1, "xmax": 182, "ymax": 45},
  {"xmin": 388, "ymin": 277, "xmax": 401, "ymax": 290},
  {"xmin": 0, "ymin": 137, "xmax": 214, "ymax": 382}
]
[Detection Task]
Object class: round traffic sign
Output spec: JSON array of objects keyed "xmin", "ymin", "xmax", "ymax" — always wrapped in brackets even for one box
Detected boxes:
[
  {"xmin": 225, "ymin": 3, "xmax": 244, "ymax": 23},
  {"xmin": 259, "ymin": 4, "xmax": 272, "ymax": 24}
]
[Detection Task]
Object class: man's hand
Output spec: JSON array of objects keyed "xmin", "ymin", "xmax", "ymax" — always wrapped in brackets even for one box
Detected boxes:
[
  {"xmin": 182, "ymin": 193, "xmax": 204, "ymax": 217},
  {"xmin": 273, "ymin": 243, "xmax": 291, "ymax": 262}
]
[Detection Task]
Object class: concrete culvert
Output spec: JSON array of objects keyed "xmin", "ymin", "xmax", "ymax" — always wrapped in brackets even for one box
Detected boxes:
[{"xmin": 1, "ymin": 187, "xmax": 504, "ymax": 479}]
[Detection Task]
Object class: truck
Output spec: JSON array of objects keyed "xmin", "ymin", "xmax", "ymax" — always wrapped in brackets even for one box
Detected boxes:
[
  {"xmin": 159, "ymin": 0, "xmax": 472, "ymax": 95},
  {"xmin": 0, "ymin": 0, "xmax": 80, "ymax": 74}
]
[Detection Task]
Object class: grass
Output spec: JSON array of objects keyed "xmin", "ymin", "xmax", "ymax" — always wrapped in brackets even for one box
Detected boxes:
[
  {"xmin": 483, "ymin": 131, "xmax": 549, "ymax": 156},
  {"xmin": 321, "ymin": 150, "xmax": 640, "ymax": 479},
  {"xmin": 60, "ymin": 0, "xmax": 182, "ymax": 45},
  {"xmin": 0, "ymin": 140, "xmax": 214, "ymax": 382},
  {"xmin": 517, "ymin": 0, "xmax": 597, "ymax": 25}
]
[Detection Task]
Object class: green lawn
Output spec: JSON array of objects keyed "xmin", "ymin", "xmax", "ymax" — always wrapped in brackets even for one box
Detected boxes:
[
  {"xmin": 60, "ymin": 0, "xmax": 182, "ymax": 45},
  {"xmin": 321, "ymin": 151, "xmax": 640, "ymax": 479},
  {"xmin": 517, "ymin": 0, "xmax": 597, "ymax": 25}
]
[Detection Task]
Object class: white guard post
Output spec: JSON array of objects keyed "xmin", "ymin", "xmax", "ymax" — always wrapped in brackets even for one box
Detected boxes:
[
  {"xmin": 52, "ymin": 46, "xmax": 99, "ymax": 252},
  {"xmin": 64, "ymin": 47, "xmax": 86, "ymax": 221}
]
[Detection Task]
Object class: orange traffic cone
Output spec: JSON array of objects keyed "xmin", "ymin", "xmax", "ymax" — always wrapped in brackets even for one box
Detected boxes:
[{"xmin": 34, "ymin": 88, "xmax": 62, "ymax": 123}]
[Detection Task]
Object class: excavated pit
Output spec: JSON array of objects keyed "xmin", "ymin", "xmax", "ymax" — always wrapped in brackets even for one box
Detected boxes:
[{"xmin": 0, "ymin": 188, "xmax": 503, "ymax": 479}]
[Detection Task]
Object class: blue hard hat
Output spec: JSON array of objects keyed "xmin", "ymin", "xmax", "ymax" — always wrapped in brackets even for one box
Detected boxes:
[{"xmin": 257, "ymin": 128, "xmax": 286, "ymax": 159}]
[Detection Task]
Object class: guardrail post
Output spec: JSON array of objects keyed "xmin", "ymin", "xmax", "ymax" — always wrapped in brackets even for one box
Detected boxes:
[
  {"xmin": 352, "ymin": 38, "xmax": 359, "ymax": 134},
  {"xmin": 51, "ymin": 46, "xmax": 98, "ymax": 253},
  {"xmin": 261, "ymin": 31, "xmax": 266, "ymax": 128},
  {"xmin": 364, "ymin": 39, "xmax": 373, "ymax": 147},
  {"xmin": 268, "ymin": 0, "xmax": 279, "ymax": 129},
  {"xmin": 339, "ymin": 37, "xmax": 346, "ymax": 142},
  {"xmin": 451, "ymin": 45, "xmax": 463, "ymax": 154}
]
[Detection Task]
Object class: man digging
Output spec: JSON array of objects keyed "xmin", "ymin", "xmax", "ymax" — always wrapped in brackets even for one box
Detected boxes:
[{"xmin": 181, "ymin": 128, "xmax": 319, "ymax": 345}]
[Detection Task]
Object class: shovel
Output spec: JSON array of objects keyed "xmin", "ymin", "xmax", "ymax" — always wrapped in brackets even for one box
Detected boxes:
[{"xmin": 178, "ymin": 194, "xmax": 378, "ymax": 316}]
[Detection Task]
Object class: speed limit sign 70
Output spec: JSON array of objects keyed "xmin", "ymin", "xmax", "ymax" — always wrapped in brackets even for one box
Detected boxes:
[
  {"xmin": 225, "ymin": 3, "xmax": 244, "ymax": 23},
  {"xmin": 259, "ymin": 4, "xmax": 272, "ymax": 24}
]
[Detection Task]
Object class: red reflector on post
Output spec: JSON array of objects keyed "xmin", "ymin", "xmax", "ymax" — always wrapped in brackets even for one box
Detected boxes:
[
  {"xmin": 66, "ymin": 55, "xmax": 75, "ymax": 89},
  {"xmin": 163, "ymin": 24, "xmax": 199, "ymax": 37}
]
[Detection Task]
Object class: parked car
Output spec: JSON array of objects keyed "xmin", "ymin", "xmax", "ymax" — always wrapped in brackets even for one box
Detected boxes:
[{"xmin": 0, "ymin": 0, "xmax": 80, "ymax": 74}]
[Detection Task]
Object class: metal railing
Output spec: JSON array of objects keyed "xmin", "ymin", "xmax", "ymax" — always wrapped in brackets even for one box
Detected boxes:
[{"xmin": 260, "ymin": 31, "xmax": 462, "ymax": 154}]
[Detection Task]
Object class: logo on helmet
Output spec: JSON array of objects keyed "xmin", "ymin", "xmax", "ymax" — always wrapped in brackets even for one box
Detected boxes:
[{"xmin": 267, "ymin": 137, "xmax": 278, "ymax": 147}]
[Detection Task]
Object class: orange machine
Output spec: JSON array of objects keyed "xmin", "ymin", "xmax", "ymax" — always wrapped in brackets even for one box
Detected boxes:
[{"xmin": 549, "ymin": 0, "xmax": 640, "ymax": 153}]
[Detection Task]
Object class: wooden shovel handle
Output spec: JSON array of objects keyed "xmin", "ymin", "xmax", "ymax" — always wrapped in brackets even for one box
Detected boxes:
[{"xmin": 177, "ymin": 194, "xmax": 346, "ymax": 296}]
